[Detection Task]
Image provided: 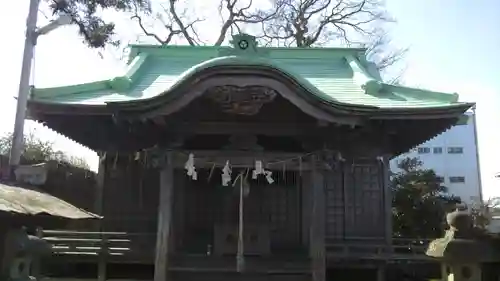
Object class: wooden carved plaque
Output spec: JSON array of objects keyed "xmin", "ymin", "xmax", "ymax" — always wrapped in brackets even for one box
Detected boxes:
[{"xmin": 205, "ymin": 85, "xmax": 277, "ymax": 115}]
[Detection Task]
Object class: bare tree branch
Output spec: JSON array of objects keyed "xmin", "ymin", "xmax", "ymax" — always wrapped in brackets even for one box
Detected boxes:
[
  {"xmin": 248, "ymin": 0, "xmax": 406, "ymax": 79},
  {"xmin": 128, "ymin": 0, "xmax": 279, "ymax": 47},
  {"xmin": 165, "ymin": 0, "xmax": 198, "ymax": 46},
  {"xmin": 127, "ymin": 0, "xmax": 407, "ymax": 81},
  {"xmin": 213, "ymin": 0, "xmax": 280, "ymax": 46},
  {"xmin": 129, "ymin": 0, "xmax": 204, "ymax": 46},
  {"xmin": 131, "ymin": 4, "xmax": 170, "ymax": 44},
  {"xmin": 214, "ymin": 0, "xmax": 240, "ymax": 46},
  {"xmin": 254, "ymin": 0, "xmax": 390, "ymax": 47},
  {"xmin": 363, "ymin": 31, "xmax": 408, "ymax": 82}
]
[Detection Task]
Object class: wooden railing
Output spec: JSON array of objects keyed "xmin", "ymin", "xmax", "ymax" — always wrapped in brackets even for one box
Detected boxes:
[
  {"xmin": 40, "ymin": 230, "xmax": 155, "ymax": 281},
  {"xmin": 40, "ymin": 230, "xmax": 433, "ymax": 264},
  {"xmin": 41, "ymin": 230, "xmax": 155, "ymax": 260},
  {"xmin": 39, "ymin": 230, "xmax": 436, "ymax": 281},
  {"xmin": 326, "ymin": 237, "xmax": 431, "ymax": 260}
]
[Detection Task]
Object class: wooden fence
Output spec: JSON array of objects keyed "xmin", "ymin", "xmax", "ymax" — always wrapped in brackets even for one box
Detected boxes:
[
  {"xmin": 326, "ymin": 237, "xmax": 431, "ymax": 260},
  {"xmin": 39, "ymin": 230, "xmax": 155, "ymax": 281},
  {"xmin": 38, "ymin": 229, "xmax": 433, "ymax": 281}
]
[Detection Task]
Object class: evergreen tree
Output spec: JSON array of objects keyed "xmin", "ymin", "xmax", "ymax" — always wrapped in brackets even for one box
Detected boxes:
[
  {"xmin": 0, "ymin": 131, "xmax": 89, "ymax": 169},
  {"xmin": 48, "ymin": 0, "xmax": 151, "ymax": 48},
  {"xmin": 392, "ymin": 157, "xmax": 461, "ymax": 238}
]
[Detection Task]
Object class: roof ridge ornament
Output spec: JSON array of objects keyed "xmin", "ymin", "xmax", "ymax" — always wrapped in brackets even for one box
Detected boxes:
[
  {"xmin": 232, "ymin": 34, "xmax": 257, "ymax": 51},
  {"xmin": 345, "ymin": 55, "xmax": 382, "ymax": 95},
  {"xmin": 219, "ymin": 33, "xmax": 268, "ymax": 57},
  {"xmin": 109, "ymin": 76, "xmax": 132, "ymax": 92}
]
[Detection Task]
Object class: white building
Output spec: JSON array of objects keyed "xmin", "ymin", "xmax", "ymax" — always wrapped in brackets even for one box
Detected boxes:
[{"xmin": 390, "ymin": 112, "xmax": 482, "ymax": 204}]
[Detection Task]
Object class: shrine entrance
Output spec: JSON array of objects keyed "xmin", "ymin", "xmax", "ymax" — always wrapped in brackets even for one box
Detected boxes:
[{"xmin": 179, "ymin": 168, "xmax": 304, "ymax": 257}]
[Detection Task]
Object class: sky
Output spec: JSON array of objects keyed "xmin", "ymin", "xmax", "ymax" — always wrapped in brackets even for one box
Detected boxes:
[{"xmin": 1, "ymin": 0, "xmax": 499, "ymax": 198}]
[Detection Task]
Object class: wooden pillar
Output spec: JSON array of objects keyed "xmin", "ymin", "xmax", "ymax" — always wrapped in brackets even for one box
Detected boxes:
[
  {"xmin": 382, "ymin": 156, "xmax": 392, "ymax": 254},
  {"xmin": 154, "ymin": 152, "xmax": 174, "ymax": 281},
  {"xmin": 0, "ymin": 224, "xmax": 8, "ymax": 278},
  {"xmin": 376, "ymin": 264, "xmax": 386, "ymax": 281},
  {"xmin": 301, "ymin": 172, "xmax": 311, "ymax": 247},
  {"xmin": 97, "ymin": 236, "xmax": 108, "ymax": 281},
  {"xmin": 236, "ymin": 173, "xmax": 245, "ymax": 272},
  {"xmin": 94, "ymin": 152, "xmax": 106, "ymax": 230},
  {"xmin": 310, "ymin": 155, "xmax": 326, "ymax": 281}
]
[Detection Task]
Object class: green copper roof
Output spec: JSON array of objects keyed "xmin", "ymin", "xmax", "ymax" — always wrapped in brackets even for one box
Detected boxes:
[{"xmin": 31, "ymin": 34, "xmax": 465, "ymax": 110}]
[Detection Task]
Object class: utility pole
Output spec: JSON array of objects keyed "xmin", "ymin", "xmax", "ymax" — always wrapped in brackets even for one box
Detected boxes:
[
  {"xmin": 471, "ymin": 105, "xmax": 484, "ymax": 203},
  {"xmin": 9, "ymin": 0, "xmax": 71, "ymax": 178},
  {"xmin": 9, "ymin": 0, "xmax": 40, "ymax": 174}
]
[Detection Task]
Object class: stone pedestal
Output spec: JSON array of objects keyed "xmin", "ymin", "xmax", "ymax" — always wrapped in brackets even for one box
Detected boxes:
[
  {"xmin": 2, "ymin": 228, "xmax": 51, "ymax": 281},
  {"xmin": 426, "ymin": 207, "xmax": 500, "ymax": 281},
  {"xmin": 441, "ymin": 263, "xmax": 481, "ymax": 281}
]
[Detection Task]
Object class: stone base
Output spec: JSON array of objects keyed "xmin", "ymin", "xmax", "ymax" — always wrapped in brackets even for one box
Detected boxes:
[{"xmin": 442, "ymin": 263, "xmax": 481, "ymax": 281}]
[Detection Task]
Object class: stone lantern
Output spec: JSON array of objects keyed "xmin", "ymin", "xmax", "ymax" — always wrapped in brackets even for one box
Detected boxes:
[
  {"xmin": 426, "ymin": 207, "xmax": 500, "ymax": 281},
  {"xmin": 2, "ymin": 227, "xmax": 52, "ymax": 281},
  {"xmin": 0, "ymin": 182, "xmax": 102, "ymax": 281}
]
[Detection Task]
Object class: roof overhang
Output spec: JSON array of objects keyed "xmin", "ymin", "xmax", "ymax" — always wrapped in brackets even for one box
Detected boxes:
[{"xmin": 28, "ymin": 64, "xmax": 473, "ymax": 124}]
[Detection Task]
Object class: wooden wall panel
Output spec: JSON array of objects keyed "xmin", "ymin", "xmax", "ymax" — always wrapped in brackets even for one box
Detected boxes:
[
  {"xmin": 177, "ymin": 169, "xmax": 303, "ymax": 254},
  {"xmin": 301, "ymin": 171, "xmax": 311, "ymax": 247},
  {"xmin": 324, "ymin": 166, "xmax": 344, "ymax": 240},
  {"xmin": 102, "ymin": 156, "xmax": 160, "ymax": 233},
  {"xmin": 324, "ymin": 160, "xmax": 386, "ymax": 240},
  {"xmin": 99, "ymin": 154, "xmax": 387, "ymax": 252},
  {"xmin": 344, "ymin": 159, "xmax": 384, "ymax": 238}
]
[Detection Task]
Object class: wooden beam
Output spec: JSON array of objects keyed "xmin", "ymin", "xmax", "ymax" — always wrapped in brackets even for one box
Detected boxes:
[
  {"xmin": 173, "ymin": 150, "xmax": 309, "ymax": 159},
  {"xmin": 310, "ymin": 155, "xmax": 326, "ymax": 281},
  {"xmin": 28, "ymin": 102, "xmax": 111, "ymax": 115},
  {"xmin": 170, "ymin": 150, "xmax": 314, "ymax": 171},
  {"xmin": 154, "ymin": 152, "xmax": 174, "ymax": 281},
  {"xmin": 166, "ymin": 122, "xmax": 325, "ymax": 136},
  {"xmin": 131, "ymin": 75, "xmax": 362, "ymax": 126},
  {"xmin": 151, "ymin": 116, "xmax": 166, "ymax": 126},
  {"xmin": 369, "ymin": 109, "xmax": 471, "ymax": 120}
]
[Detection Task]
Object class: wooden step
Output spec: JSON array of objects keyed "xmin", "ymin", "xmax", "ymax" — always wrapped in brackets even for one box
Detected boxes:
[
  {"xmin": 169, "ymin": 255, "xmax": 311, "ymax": 274},
  {"xmin": 170, "ymin": 271, "xmax": 311, "ymax": 281}
]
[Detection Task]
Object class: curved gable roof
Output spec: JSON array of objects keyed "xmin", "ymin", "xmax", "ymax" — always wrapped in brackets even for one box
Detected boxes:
[{"xmin": 29, "ymin": 34, "xmax": 472, "ymax": 116}]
